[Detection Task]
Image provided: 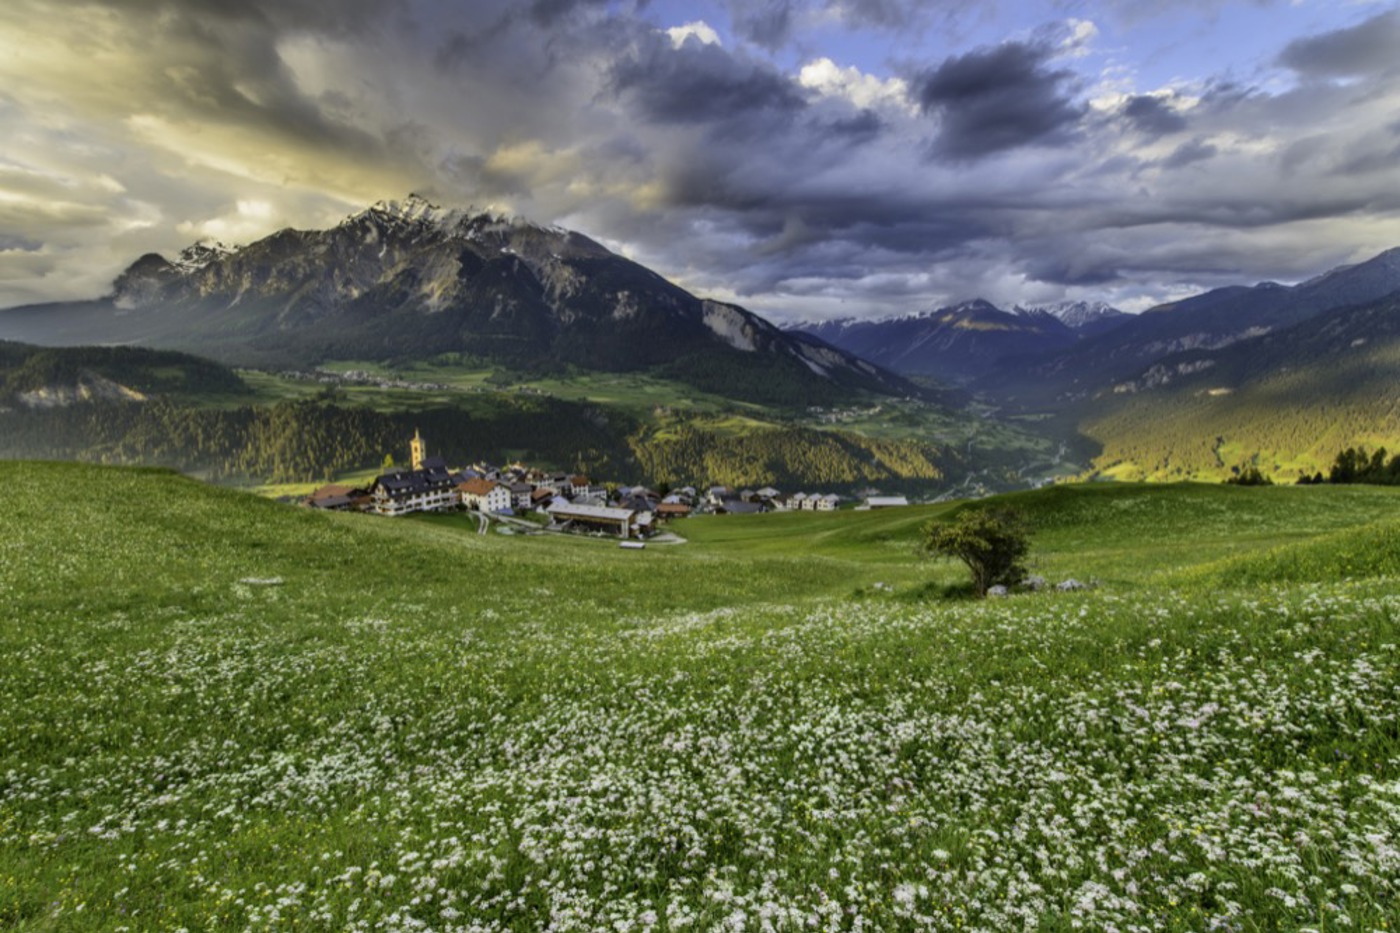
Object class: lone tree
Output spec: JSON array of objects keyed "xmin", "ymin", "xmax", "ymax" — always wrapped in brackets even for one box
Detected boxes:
[{"xmin": 922, "ymin": 508, "xmax": 1030, "ymax": 597}]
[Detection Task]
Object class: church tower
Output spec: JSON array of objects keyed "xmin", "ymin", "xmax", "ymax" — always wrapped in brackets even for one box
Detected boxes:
[{"xmin": 410, "ymin": 428, "xmax": 427, "ymax": 471}]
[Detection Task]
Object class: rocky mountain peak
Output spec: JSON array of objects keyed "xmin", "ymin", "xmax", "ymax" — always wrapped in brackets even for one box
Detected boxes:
[
  {"xmin": 1014, "ymin": 300, "xmax": 1127, "ymax": 330},
  {"xmin": 18, "ymin": 193, "xmax": 922, "ymax": 403},
  {"xmin": 354, "ymin": 193, "xmax": 464, "ymax": 232},
  {"xmin": 174, "ymin": 240, "xmax": 239, "ymax": 273}
]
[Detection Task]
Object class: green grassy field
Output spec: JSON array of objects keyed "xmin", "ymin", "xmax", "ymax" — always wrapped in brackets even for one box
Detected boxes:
[
  {"xmin": 683, "ymin": 482, "xmax": 1400, "ymax": 584},
  {"xmin": 3, "ymin": 462, "xmax": 1400, "ymax": 931}
]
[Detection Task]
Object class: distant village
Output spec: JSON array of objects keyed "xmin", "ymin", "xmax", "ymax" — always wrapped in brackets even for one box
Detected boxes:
[{"xmin": 305, "ymin": 430, "xmax": 909, "ymax": 540}]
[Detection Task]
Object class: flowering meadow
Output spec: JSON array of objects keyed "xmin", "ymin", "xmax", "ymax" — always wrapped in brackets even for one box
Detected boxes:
[{"xmin": 3, "ymin": 462, "xmax": 1400, "ymax": 931}]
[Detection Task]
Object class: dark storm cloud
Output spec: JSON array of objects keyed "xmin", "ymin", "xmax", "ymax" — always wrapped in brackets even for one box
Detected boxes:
[
  {"xmin": 1121, "ymin": 95, "xmax": 1187, "ymax": 136},
  {"xmin": 71, "ymin": 0, "xmax": 412, "ymax": 170},
  {"xmin": 1278, "ymin": 9, "xmax": 1400, "ymax": 79},
  {"xmin": 839, "ymin": 0, "xmax": 929, "ymax": 29},
  {"xmin": 643, "ymin": 139, "xmax": 1018, "ymax": 277},
  {"xmin": 1021, "ymin": 253, "xmax": 1123, "ymax": 287},
  {"xmin": 0, "ymin": 234, "xmax": 43, "ymax": 252},
  {"xmin": 1338, "ymin": 142, "xmax": 1400, "ymax": 177},
  {"xmin": 823, "ymin": 109, "xmax": 885, "ymax": 141},
  {"xmin": 729, "ymin": 0, "xmax": 796, "ymax": 50},
  {"xmin": 155, "ymin": 23, "xmax": 385, "ymax": 153},
  {"xmin": 3, "ymin": 0, "xmax": 1400, "ymax": 319},
  {"xmin": 433, "ymin": 16, "xmax": 517, "ymax": 72},
  {"xmin": 720, "ymin": 0, "xmax": 939, "ymax": 50},
  {"xmin": 913, "ymin": 41, "xmax": 1084, "ymax": 158},
  {"xmin": 608, "ymin": 35, "xmax": 806, "ymax": 125},
  {"xmin": 526, "ymin": 0, "xmax": 611, "ymax": 27},
  {"xmin": 1161, "ymin": 138, "xmax": 1217, "ymax": 170}
]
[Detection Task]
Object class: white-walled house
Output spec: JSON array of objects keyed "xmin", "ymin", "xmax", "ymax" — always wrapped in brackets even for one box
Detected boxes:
[{"xmin": 457, "ymin": 477, "xmax": 513, "ymax": 514}]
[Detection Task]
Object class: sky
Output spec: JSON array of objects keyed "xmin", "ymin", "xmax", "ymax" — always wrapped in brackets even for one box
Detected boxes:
[{"xmin": 1, "ymin": 1, "xmax": 1399, "ymax": 321}]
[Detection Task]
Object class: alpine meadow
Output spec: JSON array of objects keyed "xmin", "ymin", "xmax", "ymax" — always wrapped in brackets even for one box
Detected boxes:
[
  {"xmin": 4, "ymin": 464, "xmax": 1400, "ymax": 930},
  {"xmin": 4, "ymin": 1, "xmax": 1400, "ymax": 931}
]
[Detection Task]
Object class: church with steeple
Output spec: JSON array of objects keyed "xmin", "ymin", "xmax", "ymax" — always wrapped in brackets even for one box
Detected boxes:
[{"xmin": 411, "ymin": 427, "xmax": 428, "ymax": 471}]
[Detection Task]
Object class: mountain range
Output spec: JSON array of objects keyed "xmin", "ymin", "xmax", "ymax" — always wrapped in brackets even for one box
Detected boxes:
[
  {"xmin": 791, "ymin": 248, "xmax": 1400, "ymax": 406},
  {"xmin": 791, "ymin": 299, "xmax": 1129, "ymax": 384},
  {"xmin": 0, "ymin": 195, "xmax": 917, "ymax": 407},
  {"xmin": 3, "ymin": 193, "xmax": 1399, "ymax": 483},
  {"xmin": 1000, "ymin": 247, "xmax": 1400, "ymax": 404}
]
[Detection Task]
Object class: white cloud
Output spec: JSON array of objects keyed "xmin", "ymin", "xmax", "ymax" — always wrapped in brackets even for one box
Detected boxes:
[
  {"xmin": 176, "ymin": 200, "xmax": 279, "ymax": 243},
  {"xmin": 666, "ymin": 21, "xmax": 722, "ymax": 49},
  {"xmin": 797, "ymin": 58, "xmax": 913, "ymax": 111},
  {"xmin": 1061, "ymin": 18, "xmax": 1099, "ymax": 57}
]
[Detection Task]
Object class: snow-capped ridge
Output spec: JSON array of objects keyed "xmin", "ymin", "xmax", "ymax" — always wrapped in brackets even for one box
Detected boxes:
[
  {"xmin": 790, "ymin": 298, "xmax": 1005, "ymax": 332},
  {"xmin": 173, "ymin": 240, "xmax": 239, "ymax": 273},
  {"xmin": 358, "ymin": 193, "xmax": 465, "ymax": 231},
  {"xmin": 1014, "ymin": 300, "xmax": 1127, "ymax": 330}
]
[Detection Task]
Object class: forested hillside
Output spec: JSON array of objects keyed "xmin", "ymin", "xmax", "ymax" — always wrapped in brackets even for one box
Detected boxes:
[
  {"xmin": 628, "ymin": 422, "xmax": 950, "ymax": 489},
  {"xmin": 0, "ymin": 396, "xmax": 962, "ymax": 491},
  {"xmin": 1078, "ymin": 293, "xmax": 1400, "ymax": 480},
  {"xmin": 0, "ymin": 398, "xmax": 634, "ymax": 485},
  {"xmin": 0, "ymin": 342, "xmax": 248, "ymax": 404}
]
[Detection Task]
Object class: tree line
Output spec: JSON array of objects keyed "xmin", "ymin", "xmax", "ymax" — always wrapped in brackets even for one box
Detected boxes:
[
  {"xmin": 0, "ymin": 396, "xmax": 957, "ymax": 491},
  {"xmin": 0, "ymin": 397, "xmax": 633, "ymax": 485},
  {"xmin": 1297, "ymin": 447, "xmax": 1400, "ymax": 486},
  {"xmin": 627, "ymin": 422, "xmax": 950, "ymax": 489}
]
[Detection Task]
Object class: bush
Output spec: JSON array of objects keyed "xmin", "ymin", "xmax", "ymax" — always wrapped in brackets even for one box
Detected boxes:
[{"xmin": 922, "ymin": 508, "xmax": 1030, "ymax": 598}]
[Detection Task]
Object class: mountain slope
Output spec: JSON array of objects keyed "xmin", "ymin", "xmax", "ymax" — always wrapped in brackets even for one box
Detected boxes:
[
  {"xmin": 0, "ymin": 340, "xmax": 249, "ymax": 409},
  {"xmin": 0, "ymin": 196, "xmax": 918, "ymax": 406},
  {"xmin": 993, "ymin": 247, "xmax": 1400, "ymax": 402},
  {"xmin": 793, "ymin": 299, "xmax": 1078, "ymax": 383},
  {"xmin": 1077, "ymin": 291, "xmax": 1400, "ymax": 480}
]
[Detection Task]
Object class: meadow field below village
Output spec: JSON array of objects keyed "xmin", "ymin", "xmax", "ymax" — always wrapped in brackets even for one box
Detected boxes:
[{"xmin": 3, "ymin": 462, "xmax": 1400, "ymax": 931}]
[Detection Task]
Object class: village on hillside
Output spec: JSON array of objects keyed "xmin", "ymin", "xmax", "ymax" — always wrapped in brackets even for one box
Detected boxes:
[{"xmin": 304, "ymin": 431, "xmax": 910, "ymax": 540}]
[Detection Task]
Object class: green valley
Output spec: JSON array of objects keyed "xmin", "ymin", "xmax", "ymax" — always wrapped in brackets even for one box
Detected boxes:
[{"xmin": 0, "ymin": 345, "xmax": 1068, "ymax": 495}]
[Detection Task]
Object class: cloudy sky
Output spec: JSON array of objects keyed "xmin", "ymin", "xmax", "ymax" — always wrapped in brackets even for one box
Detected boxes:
[{"xmin": 2, "ymin": 0, "xmax": 1398, "ymax": 320}]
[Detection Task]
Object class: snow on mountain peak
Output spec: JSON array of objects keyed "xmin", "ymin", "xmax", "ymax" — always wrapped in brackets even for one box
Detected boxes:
[
  {"xmin": 1014, "ymin": 300, "xmax": 1126, "ymax": 329},
  {"xmin": 173, "ymin": 239, "xmax": 239, "ymax": 272},
  {"xmin": 359, "ymin": 193, "xmax": 465, "ymax": 231}
]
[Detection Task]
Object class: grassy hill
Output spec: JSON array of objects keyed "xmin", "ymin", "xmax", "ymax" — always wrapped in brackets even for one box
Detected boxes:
[
  {"xmin": 684, "ymin": 481, "xmax": 1400, "ymax": 584},
  {"xmin": 4, "ymin": 463, "xmax": 1400, "ymax": 930}
]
